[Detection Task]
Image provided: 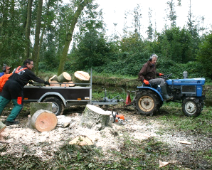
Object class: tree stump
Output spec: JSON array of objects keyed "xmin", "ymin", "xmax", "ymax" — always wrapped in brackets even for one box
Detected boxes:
[
  {"xmin": 0, "ymin": 121, "xmax": 6, "ymax": 134},
  {"xmin": 30, "ymin": 109, "xmax": 57, "ymax": 132},
  {"xmin": 80, "ymin": 104, "xmax": 111, "ymax": 130}
]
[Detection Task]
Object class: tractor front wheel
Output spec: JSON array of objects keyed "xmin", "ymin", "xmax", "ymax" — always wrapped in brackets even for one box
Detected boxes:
[
  {"xmin": 182, "ymin": 97, "xmax": 201, "ymax": 117},
  {"xmin": 135, "ymin": 91, "xmax": 159, "ymax": 115}
]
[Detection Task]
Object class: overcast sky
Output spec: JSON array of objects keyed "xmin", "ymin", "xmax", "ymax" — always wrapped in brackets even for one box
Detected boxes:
[{"xmin": 95, "ymin": 0, "xmax": 211, "ymax": 38}]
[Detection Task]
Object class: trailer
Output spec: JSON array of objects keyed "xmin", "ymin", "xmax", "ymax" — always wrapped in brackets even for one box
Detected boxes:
[{"xmin": 23, "ymin": 71, "xmax": 119, "ymax": 115}]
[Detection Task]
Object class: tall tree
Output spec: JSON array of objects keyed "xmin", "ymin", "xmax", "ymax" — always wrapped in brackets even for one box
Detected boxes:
[
  {"xmin": 146, "ymin": 8, "xmax": 153, "ymax": 40},
  {"xmin": 32, "ymin": 0, "xmax": 43, "ymax": 74},
  {"xmin": 166, "ymin": 0, "xmax": 177, "ymax": 27},
  {"xmin": 25, "ymin": 0, "xmax": 33, "ymax": 59},
  {"xmin": 57, "ymin": 0, "xmax": 93, "ymax": 75}
]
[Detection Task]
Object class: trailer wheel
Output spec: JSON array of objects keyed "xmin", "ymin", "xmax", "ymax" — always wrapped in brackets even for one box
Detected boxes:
[
  {"xmin": 43, "ymin": 97, "xmax": 64, "ymax": 116},
  {"xmin": 182, "ymin": 98, "xmax": 201, "ymax": 117},
  {"xmin": 135, "ymin": 91, "xmax": 160, "ymax": 115}
]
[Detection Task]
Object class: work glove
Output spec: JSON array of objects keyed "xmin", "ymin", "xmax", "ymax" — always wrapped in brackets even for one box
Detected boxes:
[
  {"xmin": 143, "ymin": 79, "xmax": 149, "ymax": 85},
  {"xmin": 44, "ymin": 81, "xmax": 50, "ymax": 86},
  {"xmin": 159, "ymin": 73, "xmax": 164, "ymax": 76}
]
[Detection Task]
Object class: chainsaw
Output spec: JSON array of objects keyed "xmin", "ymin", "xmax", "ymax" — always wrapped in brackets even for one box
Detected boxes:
[{"xmin": 111, "ymin": 111, "xmax": 125, "ymax": 124}]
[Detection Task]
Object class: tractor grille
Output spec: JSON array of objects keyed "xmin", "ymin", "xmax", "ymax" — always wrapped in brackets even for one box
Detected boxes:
[{"xmin": 182, "ymin": 86, "xmax": 196, "ymax": 93}]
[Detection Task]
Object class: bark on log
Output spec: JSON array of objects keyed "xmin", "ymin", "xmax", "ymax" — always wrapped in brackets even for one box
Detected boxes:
[
  {"xmin": 50, "ymin": 72, "xmax": 71, "ymax": 83},
  {"xmin": 30, "ymin": 102, "xmax": 52, "ymax": 116},
  {"xmin": 0, "ymin": 121, "xmax": 6, "ymax": 134},
  {"xmin": 31, "ymin": 109, "xmax": 57, "ymax": 132},
  {"xmin": 80, "ymin": 104, "xmax": 111, "ymax": 130}
]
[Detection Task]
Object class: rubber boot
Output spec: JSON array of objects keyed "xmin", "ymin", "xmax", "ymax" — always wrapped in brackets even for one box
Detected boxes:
[
  {"xmin": 161, "ymin": 86, "xmax": 173, "ymax": 101},
  {"xmin": 6, "ymin": 99, "xmax": 23, "ymax": 122},
  {"xmin": 0, "ymin": 96, "xmax": 10, "ymax": 115}
]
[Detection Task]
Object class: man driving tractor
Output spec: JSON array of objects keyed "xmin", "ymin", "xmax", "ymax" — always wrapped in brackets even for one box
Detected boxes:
[{"xmin": 138, "ymin": 54, "xmax": 173, "ymax": 101}]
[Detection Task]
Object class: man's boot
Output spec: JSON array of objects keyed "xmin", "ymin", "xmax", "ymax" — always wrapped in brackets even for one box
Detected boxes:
[{"xmin": 161, "ymin": 86, "xmax": 173, "ymax": 101}]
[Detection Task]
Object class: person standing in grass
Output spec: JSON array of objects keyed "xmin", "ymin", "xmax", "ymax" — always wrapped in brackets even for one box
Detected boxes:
[{"xmin": 0, "ymin": 59, "xmax": 50, "ymax": 126}]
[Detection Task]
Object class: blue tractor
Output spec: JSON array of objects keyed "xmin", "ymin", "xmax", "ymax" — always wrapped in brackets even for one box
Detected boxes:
[{"xmin": 132, "ymin": 73, "xmax": 206, "ymax": 117}]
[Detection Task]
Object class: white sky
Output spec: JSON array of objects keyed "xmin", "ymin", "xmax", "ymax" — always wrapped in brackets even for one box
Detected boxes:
[{"xmin": 95, "ymin": 0, "xmax": 211, "ymax": 38}]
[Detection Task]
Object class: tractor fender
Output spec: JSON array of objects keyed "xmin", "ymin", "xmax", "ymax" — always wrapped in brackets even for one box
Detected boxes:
[{"xmin": 137, "ymin": 86, "xmax": 164, "ymax": 101}]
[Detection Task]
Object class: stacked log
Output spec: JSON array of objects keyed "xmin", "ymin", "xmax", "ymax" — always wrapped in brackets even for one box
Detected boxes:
[
  {"xmin": 28, "ymin": 71, "xmax": 90, "ymax": 87},
  {"xmin": 49, "ymin": 72, "xmax": 74, "ymax": 87}
]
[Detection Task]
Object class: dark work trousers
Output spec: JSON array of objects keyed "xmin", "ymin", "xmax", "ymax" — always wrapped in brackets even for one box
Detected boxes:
[{"xmin": 0, "ymin": 79, "xmax": 23, "ymax": 122}]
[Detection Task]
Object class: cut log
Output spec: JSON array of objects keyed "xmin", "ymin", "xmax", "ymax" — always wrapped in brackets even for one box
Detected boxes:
[
  {"xmin": 0, "ymin": 121, "xmax": 6, "ymax": 134},
  {"xmin": 49, "ymin": 80, "xmax": 60, "ymax": 87},
  {"xmin": 57, "ymin": 115, "xmax": 72, "ymax": 127},
  {"xmin": 80, "ymin": 104, "xmax": 111, "ymax": 130},
  {"xmin": 60, "ymin": 81, "xmax": 75, "ymax": 87},
  {"xmin": 30, "ymin": 102, "xmax": 52, "ymax": 116},
  {"xmin": 31, "ymin": 109, "xmax": 57, "ymax": 132},
  {"xmin": 74, "ymin": 71, "xmax": 90, "ymax": 81},
  {"xmin": 69, "ymin": 135, "xmax": 93, "ymax": 146},
  {"xmin": 50, "ymin": 72, "xmax": 71, "ymax": 83}
]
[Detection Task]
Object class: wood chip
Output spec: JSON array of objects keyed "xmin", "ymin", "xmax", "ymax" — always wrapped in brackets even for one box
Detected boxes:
[
  {"xmin": 69, "ymin": 135, "xmax": 93, "ymax": 146},
  {"xmin": 178, "ymin": 141, "xmax": 192, "ymax": 145},
  {"xmin": 159, "ymin": 160, "xmax": 169, "ymax": 167}
]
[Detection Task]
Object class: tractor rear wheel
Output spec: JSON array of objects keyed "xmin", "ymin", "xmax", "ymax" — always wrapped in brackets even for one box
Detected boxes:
[
  {"xmin": 182, "ymin": 97, "xmax": 201, "ymax": 117},
  {"xmin": 135, "ymin": 91, "xmax": 160, "ymax": 115}
]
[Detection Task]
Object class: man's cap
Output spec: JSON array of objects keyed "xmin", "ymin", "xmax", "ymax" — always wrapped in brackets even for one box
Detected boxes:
[{"xmin": 3, "ymin": 64, "xmax": 11, "ymax": 71}]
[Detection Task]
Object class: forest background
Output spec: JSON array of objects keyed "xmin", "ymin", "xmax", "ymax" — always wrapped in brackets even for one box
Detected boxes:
[{"xmin": 1, "ymin": 0, "xmax": 212, "ymax": 82}]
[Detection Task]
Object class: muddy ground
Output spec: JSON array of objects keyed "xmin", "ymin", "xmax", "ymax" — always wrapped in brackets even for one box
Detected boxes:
[{"xmin": 0, "ymin": 103, "xmax": 212, "ymax": 169}]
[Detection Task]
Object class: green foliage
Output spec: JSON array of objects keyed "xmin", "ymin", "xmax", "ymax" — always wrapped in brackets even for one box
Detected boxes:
[
  {"xmin": 196, "ymin": 32, "xmax": 212, "ymax": 79},
  {"xmin": 157, "ymin": 27, "xmax": 194, "ymax": 63}
]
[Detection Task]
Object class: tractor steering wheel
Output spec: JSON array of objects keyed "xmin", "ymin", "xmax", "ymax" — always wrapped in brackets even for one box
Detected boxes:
[{"xmin": 161, "ymin": 73, "xmax": 172, "ymax": 80}]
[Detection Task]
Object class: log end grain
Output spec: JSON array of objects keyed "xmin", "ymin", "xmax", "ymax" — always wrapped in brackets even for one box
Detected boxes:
[
  {"xmin": 74, "ymin": 71, "xmax": 90, "ymax": 81},
  {"xmin": 31, "ymin": 110, "xmax": 58, "ymax": 132},
  {"xmin": 62, "ymin": 72, "xmax": 72, "ymax": 81}
]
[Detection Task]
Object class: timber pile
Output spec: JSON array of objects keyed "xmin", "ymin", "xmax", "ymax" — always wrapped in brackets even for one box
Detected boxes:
[
  {"xmin": 80, "ymin": 104, "xmax": 111, "ymax": 130},
  {"xmin": 26, "ymin": 71, "xmax": 90, "ymax": 87},
  {"xmin": 49, "ymin": 72, "xmax": 74, "ymax": 87},
  {"xmin": 30, "ymin": 109, "xmax": 58, "ymax": 132}
]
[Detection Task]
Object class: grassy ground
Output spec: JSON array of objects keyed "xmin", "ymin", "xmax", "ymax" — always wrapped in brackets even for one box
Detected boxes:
[
  {"xmin": 1, "ymin": 102, "xmax": 212, "ymax": 169},
  {"xmin": 0, "ymin": 72, "xmax": 211, "ymax": 169}
]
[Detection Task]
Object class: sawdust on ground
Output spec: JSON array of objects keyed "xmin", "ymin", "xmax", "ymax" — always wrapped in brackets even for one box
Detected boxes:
[{"xmin": 0, "ymin": 106, "xmax": 211, "ymax": 163}]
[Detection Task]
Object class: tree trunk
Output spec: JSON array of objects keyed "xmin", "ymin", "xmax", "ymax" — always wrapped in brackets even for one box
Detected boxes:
[
  {"xmin": 25, "ymin": 0, "xmax": 33, "ymax": 58},
  {"xmin": 80, "ymin": 104, "xmax": 111, "ymax": 130},
  {"xmin": 57, "ymin": 0, "xmax": 92, "ymax": 75},
  {"xmin": 32, "ymin": 0, "xmax": 43, "ymax": 75}
]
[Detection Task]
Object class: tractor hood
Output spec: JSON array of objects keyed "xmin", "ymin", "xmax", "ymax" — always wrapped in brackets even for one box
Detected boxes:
[{"xmin": 166, "ymin": 78, "xmax": 205, "ymax": 86}]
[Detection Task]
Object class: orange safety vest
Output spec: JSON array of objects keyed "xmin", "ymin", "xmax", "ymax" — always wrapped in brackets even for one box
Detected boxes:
[{"xmin": 0, "ymin": 73, "xmax": 13, "ymax": 92}]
